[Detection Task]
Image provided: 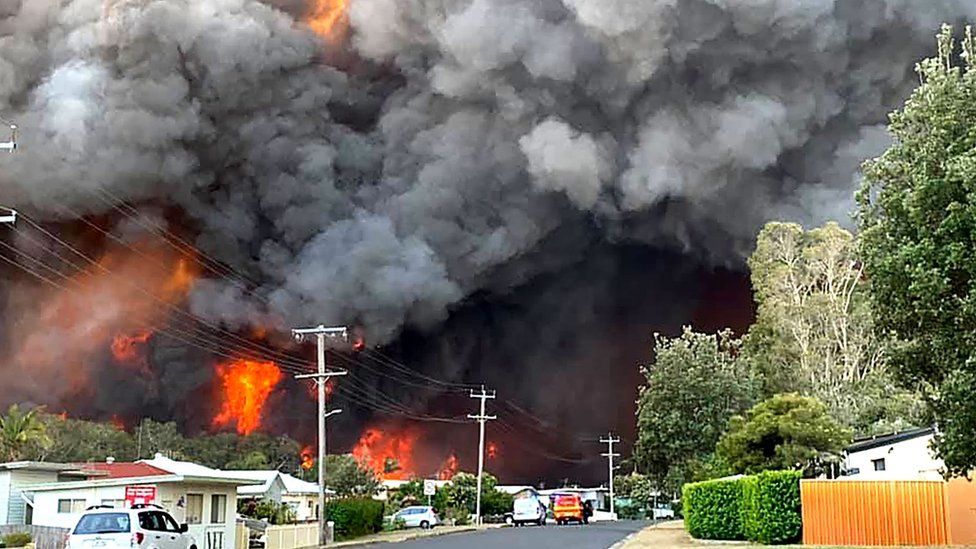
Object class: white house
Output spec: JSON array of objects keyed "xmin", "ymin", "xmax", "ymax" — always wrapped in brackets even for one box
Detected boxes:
[
  {"xmin": 25, "ymin": 457, "xmax": 257, "ymax": 549},
  {"xmin": 219, "ymin": 470, "xmax": 324, "ymax": 521},
  {"xmin": 0, "ymin": 462, "xmax": 90, "ymax": 525},
  {"xmin": 845, "ymin": 426, "xmax": 942, "ymax": 480}
]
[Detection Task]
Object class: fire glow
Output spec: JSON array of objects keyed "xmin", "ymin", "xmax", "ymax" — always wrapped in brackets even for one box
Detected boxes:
[
  {"xmin": 9, "ymin": 240, "xmax": 198, "ymax": 408},
  {"xmin": 300, "ymin": 446, "xmax": 314, "ymax": 471},
  {"xmin": 212, "ymin": 359, "xmax": 283, "ymax": 435},
  {"xmin": 352, "ymin": 428, "xmax": 417, "ymax": 480},
  {"xmin": 307, "ymin": 0, "xmax": 348, "ymax": 40},
  {"xmin": 438, "ymin": 453, "xmax": 459, "ymax": 480}
]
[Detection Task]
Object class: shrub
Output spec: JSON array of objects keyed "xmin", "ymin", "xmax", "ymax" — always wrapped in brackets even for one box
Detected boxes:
[
  {"xmin": 2, "ymin": 533, "xmax": 32, "ymax": 548},
  {"xmin": 740, "ymin": 475, "xmax": 760, "ymax": 541},
  {"xmin": 682, "ymin": 477, "xmax": 744, "ymax": 540},
  {"xmin": 742, "ymin": 470, "xmax": 802, "ymax": 544},
  {"xmin": 325, "ymin": 498, "xmax": 384, "ymax": 541}
]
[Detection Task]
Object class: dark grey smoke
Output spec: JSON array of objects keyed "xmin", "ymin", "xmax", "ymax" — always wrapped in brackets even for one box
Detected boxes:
[
  {"xmin": 0, "ymin": 0, "xmax": 973, "ymax": 472},
  {"xmin": 4, "ymin": 0, "xmax": 971, "ymax": 342}
]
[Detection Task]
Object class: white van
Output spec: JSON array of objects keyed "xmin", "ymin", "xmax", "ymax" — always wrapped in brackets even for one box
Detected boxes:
[{"xmin": 511, "ymin": 495, "xmax": 547, "ymax": 527}]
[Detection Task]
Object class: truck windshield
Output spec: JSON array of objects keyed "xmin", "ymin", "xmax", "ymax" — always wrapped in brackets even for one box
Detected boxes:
[{"xmin": 74, "ymin": 513, "xmax": 131, "ymax": 534}]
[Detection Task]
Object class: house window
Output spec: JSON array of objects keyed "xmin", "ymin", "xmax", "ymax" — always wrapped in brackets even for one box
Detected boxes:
[
  {"xmin": 101, "ymin": 499, "xmax": 124, "ymax": 508},
  {"xmin": 873, "ymin": 458, "xmax": 886, "ymax": 471},
  {"xmin": 210, "ymin": 494, "xmax": 227, "ymax": 524},
  {"xmin": 57, "ymin": 499, "xmax": 86, "ymax": 513},
  {"xmin": 186, "ymin": 494, "xmax": 203, "ymax": 524}
]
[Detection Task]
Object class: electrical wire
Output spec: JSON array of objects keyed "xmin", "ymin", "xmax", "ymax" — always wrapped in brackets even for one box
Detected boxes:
[{"xmin": 16, "ymin": 212, "xmax": 311, "ymax": 369}]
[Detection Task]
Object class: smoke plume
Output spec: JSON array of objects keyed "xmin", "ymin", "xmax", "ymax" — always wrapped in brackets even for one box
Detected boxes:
[{"xmin": 1, "ymin": 0, "xmax": 974, "ymax": 479}]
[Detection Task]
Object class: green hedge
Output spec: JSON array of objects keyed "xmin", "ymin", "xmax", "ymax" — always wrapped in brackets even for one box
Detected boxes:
[
  {"xmin": 682, "ymin": 477, "xmax": 744, "ymax": 540},
  {"xmin": 683, "ymin": 470, "xmax": 801, "ymax": 545},
  {"xmin": 325, "ymin": 498, "xmax": 385, "ymax": 541},
  {"xmin": 740, "ymin": 475, "xmax": 760, "ymax": 542},
  {"xmin": 743, "ymin": 470, "xmax": 802, "ymax": 544}
]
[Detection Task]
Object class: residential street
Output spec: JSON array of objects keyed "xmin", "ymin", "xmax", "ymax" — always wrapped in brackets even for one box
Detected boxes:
[{"xmin": 357, "ymin": 521, "xmax": 650, "ymax": 549}]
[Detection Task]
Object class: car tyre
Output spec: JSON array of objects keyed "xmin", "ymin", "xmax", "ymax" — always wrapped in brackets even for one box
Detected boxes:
[{"xmin": 420, "ymin": 520, "xmax": 430, "ymax": 530}]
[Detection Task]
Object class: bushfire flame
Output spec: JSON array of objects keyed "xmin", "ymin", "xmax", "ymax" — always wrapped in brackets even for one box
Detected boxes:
[
  {"xmin": 300, "ymin": 446, "xmax": 315, "ymax": 470},
  {"xmin": 438, "ymin": 453, "xmax": 459, "ymax": 480},
  {"xmin": 212, "ymin": 359, "xmax": 283, "ymax": 435},
  {"xmin": 487, "ymin": 441, "xmax": 498, "ymax": 460},
  {"xmin": 9, "ymin": 240, "xmax": 199, "ymax": 409},
  {"xmin": 111, "ymin": 330, "xmax": 152, "ymax": 362},
  {"xmin": 307, "ymin": 0, "xmax": 348, "ymax": 40},
  {"xmin": 352, "ymin": 428, "xmax": 417, "ymax": 480}
]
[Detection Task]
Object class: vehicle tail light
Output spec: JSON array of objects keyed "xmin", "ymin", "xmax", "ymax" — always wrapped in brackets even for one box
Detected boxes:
[{"xmin": 132, "ymin": 532, "xmax": 144, "ymax": 547}]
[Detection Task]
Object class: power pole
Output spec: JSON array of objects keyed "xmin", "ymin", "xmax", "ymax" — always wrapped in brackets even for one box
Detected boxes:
[
  {"xmin": 601, "ymin": 433, "xmax": 621, "ymax": 519},
  {"xmin": 292, "ymin": 325, "xmax": 348, "ymax": 546},
  {"xmin": 468, "ymin": 386, "xmax": 496, "ymax": 525}
]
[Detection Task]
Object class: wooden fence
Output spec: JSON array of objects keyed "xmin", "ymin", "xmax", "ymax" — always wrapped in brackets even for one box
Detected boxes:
[
  {"xmin": 801, "ymin": 478, "xmax": 976, "ymax": 546},
  {"xmin": 263, "ymin": 523, "xmax": 318, "ymax": 549},
  {"xmin": 0, "ymin": 525, "xmax": 69, "ymax": 549}
]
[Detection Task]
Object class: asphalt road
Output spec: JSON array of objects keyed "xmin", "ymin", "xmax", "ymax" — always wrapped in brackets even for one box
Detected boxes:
[{"xmin": 360, "ymin": 521, "xmax": 650, "ymax": 549}]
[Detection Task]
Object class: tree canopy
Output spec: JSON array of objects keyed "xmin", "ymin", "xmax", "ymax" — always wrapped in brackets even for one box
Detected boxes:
[
  {"xmin": 716, "ymin": 394, "xmax": 851, "ymax": 475},
  {"xmin": 744, "ymin": 221, "xmax": 920, "ymax": 432},
  {"xmin": 857, "ymin": 25, "xmax": 976, "ymax": 476},
  {"xmin": 323, "ymin": 454, "xmax": 380, "ymax": 497},
  {"xmin": 633, "ymin": 327, "xmax": 758, "ymax": 492},
  {"xmin": 0, "ymin": 405, "xmax": 51, "ymax": 461}
]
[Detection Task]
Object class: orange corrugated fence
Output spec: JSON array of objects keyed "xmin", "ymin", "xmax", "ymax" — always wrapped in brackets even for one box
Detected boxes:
[
  {"xmin": 801, "ymin": 479, "xmax": 976, "ymax": 546},
  {"xmin": 801, "ymin": 480, "xmax": 948, "ymax": 545}
]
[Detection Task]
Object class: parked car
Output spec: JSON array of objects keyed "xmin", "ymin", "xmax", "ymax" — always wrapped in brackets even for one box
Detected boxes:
[
  {"xmin": 511, "ymin": 495, "xmax": 547, "ymax": 527},
  {"xmin": 390, "ymin": 506, "xmax": 439, "ymax": 529},
  {"xmin": 66, "ymin": 507, "xmax": 197, "ymax": 549},
  {"xmin": 651, "ymin": 506, "xmax": 675, "ymax": 520},
  {"xmin": 552, "ymin": 494, "xmax": 585, "ymax": 525}
]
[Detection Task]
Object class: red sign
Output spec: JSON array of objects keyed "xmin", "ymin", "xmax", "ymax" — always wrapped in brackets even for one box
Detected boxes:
[{"xmin": 124, "ymin": 486, "xmax": 157, "ymax": 507}]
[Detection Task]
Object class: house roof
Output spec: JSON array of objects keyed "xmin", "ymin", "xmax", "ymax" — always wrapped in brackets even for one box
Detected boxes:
[
  {"xmin": 0, "ymin": 461, "xmax": 86, "ymax": 473},
  {"xmin": 141, "ymin": 457, "xmax": 329, "ymax": 495},
  {"xmin": 223, "ymin": 470, "xmax": 330, "ymax": 496},
  {"xmin": 26, "ymin": 474, "xmax": 185, "ymax": 492},
  {"xmin": 279, "ymin": 473, "xmax": 320, "ymax": 495},
  {"xmin": 847, "ymin": 426, "xmax": 936, "ymax": 454},
  {"xmin": 140, "ymin": 454, "xmax": 223, "ymax": 478},
  {"xmin": 80, "ymin": 462, "xmax": 170, "ymax": 479}
]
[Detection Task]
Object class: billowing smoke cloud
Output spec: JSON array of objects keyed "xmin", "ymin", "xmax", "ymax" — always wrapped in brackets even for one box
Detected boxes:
[
  {"xmin": 1, "ymin": 0, "xmax": 974, "ymax": 474},
  {"xmin": 3, "ymin": 0, "xmax": 973, "ymax": 341}
]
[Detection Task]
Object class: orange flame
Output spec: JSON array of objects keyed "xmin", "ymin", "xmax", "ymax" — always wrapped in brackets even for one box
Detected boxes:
[
  {"xmin": 438, "ymin": 453, "xmax": 459, "ymax": 480},
  {"xmin": 352, "ymin": 427, "xmax": 417, "ymax": 480},
  {"xmin": 111, "ymin": 330, "xmax": 152, "ymax": 362},
  {"xmin": 9, "ymin": 240, "xmax": 199, "ymax": 407},
  {"xmin": 487, "ymin": 441, "xmax": 498, "ymax": 460},
  {"xmin": 212, "ymin": 359, "xmax": 283, "ymax": 435},
  {"xmin": 110, "ymin": 415, "xmax": 126, "ymax": 431},
  {"xmin": 300, "ymin": 446, "xmax": 315, "ymax": 470},
  {"xmin": 305, "ymin": 378, "xmax": 335, "ymax": 400},
  {"xmin": 307, "ymin": 0, "xmax": 348, "ymax": 40}
]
